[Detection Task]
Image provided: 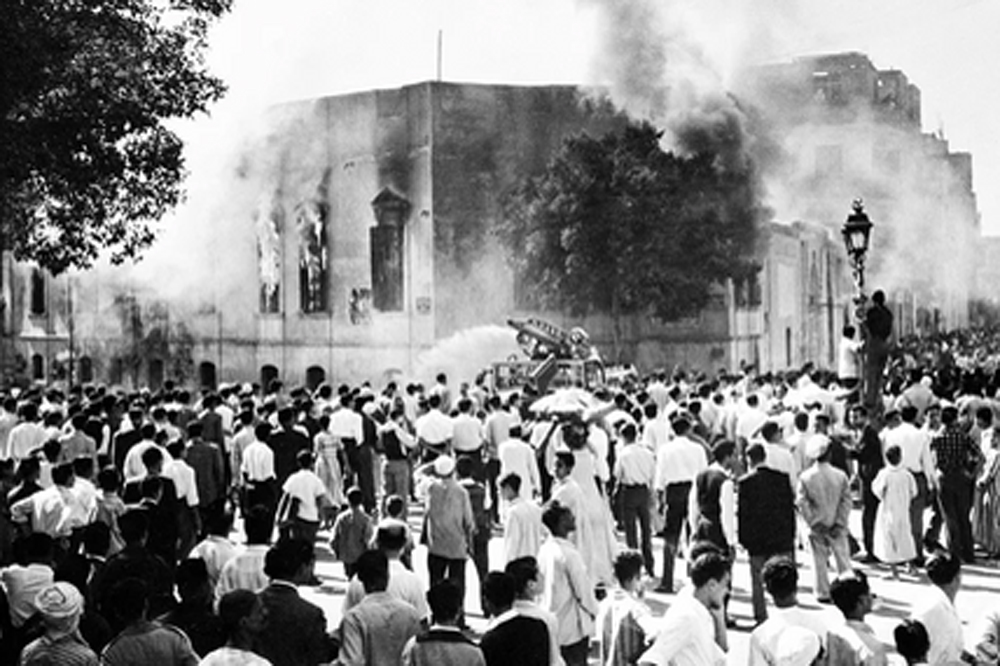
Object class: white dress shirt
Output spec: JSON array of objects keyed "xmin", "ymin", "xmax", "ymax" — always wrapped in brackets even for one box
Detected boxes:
[
  {"xmin": 639, "ymin": 590, "xmax": 725, "ymax": 666},
  {"xmin": 241, "ymin": 440, "xmax": 275, "ymax": 482},
  {"xmin": 166, "ymin": 458, "xmax": 200, "ymax": 508},
  {"xmin": 882, "ymin": 422, "xmax": 935, "ymax": 477},
  {"xmin": 655, "ymin": 436, "xmax": 708, "ymax": 489},
  {"xmin": 329, "ymin": 408, "xmax": 363, "ymax": 441},
  {"xmin": 499, "ymin": 437, "xmax": 541, "ymax": 500},
  {"xmin": 915, "ymin": 585, "xmax": 964, "ymax": 666},
  {"xmin": 416, "ymin": 409, "xmax": 454, "ymax": 445},
  {"xmin": 503, "ymin": 496, "xmax": 545, "ymax": 563}
]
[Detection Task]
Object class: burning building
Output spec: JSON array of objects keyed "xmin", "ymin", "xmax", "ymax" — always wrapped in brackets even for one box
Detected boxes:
[{"xmin": 0, "ymin": 55, "xmax": 983, "ymax": 388}]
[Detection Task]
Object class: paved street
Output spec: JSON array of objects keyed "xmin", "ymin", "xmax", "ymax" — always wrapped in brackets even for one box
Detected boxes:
[{"xmin": 285, "ymin": 506, "xmax": 1000, "ymax": 665}]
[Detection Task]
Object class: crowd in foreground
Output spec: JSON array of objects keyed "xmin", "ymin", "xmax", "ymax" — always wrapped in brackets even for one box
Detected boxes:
[{"xmin": 6, "ymin": 327, "xmax": 1000, "ymax": 665}]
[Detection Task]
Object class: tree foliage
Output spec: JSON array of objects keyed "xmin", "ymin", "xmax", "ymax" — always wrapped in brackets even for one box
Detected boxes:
[
  {"xmin": 0, "ymin": 0, "xmax": 232, "ymax": 273},
  {"xmin": 500, "ymin": 120, "xmax": 765, "ymax": 335}
]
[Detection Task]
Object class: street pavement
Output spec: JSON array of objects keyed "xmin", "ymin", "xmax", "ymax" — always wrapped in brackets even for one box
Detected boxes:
[{"xmin": 278, "ymin": 506, "xmax": 1000, "ymax": 665}]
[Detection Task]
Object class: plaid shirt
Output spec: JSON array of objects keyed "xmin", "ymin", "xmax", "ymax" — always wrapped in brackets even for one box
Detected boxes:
[{"xmin": 931, "ymin": 425, "xmax": 983, "ymax": 475}]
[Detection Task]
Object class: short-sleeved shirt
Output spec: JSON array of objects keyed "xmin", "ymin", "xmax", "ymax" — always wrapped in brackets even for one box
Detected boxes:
[
  {"xmin": 200, "ymin": 646, "xmax": 272, "ymax": 665},
  {"xmin": 100, "ymin": 620, "xmax": 199, "ymax": 666},
  {"xmin": 282, "ymin": 469, "xmax": 328, "ymax": 522}
]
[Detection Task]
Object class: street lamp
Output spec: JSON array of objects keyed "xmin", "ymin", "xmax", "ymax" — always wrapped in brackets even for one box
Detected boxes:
[{"xmin": 842, "ymin": 198, "xmax": 874, "ymax": 411}]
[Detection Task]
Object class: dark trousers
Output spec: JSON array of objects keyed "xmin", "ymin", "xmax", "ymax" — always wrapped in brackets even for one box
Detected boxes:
[
  {"xmin": 471, "ymin": 533, "xmax": 490, "ymax": 611},
  {"xmin": 485, "ymin": 458, "xmax": 501, "ymax": 522},
  {"xmin": 910, "ymin": 471, "xmax": 929, "ymax": 561},
  {"xmin": 280, "ymin": 518, "xmax": 319, "ymax": 545},
  {"xmin": 560, "ymin": 638, "xmax": 589, "ymax": 666},
  {"xmin": 860, "ymin": 476, "xmax": 879, "ymax": 556},
  {"xmin": 938, "ymin": 471, "xmax": 975, "ymax": 561},
  {"xmin": 619, "ymin": 484, "xmax": 654, "ymax": 575},
  {"xmin": 244, "ymin": 479, "xmax": 277, "ymax": 536},
  {"xmin": 355, "ymin": 445, "xmax": 377, "ymax": 513},
  {"xmin": 661, "ymin": 481, "xmax": 692, "ymax": 591},
  {"xmin": 428, "ymin": 553, "xmax": 467, "ymax": 620}
]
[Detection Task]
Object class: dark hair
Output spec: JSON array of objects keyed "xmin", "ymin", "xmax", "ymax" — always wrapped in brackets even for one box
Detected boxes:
[
  {"xmin": 427, "ymin": 580, "xmax": 463, "ymax": 624},
  {"xmin": 505, "ymin": 556, "xmax": 540, "ymax": 596},
  {"xmin": 482, "ymin": 571, "xmax": 516, "ymax": 611},
  {"xmin": 794, "ymin": 412, "xmax": 809, "ymax": 430},
  {"xmin": 23, "ymin": 532, "xmax": 55, "ymax": 563},
  {"xmin": 926, "ymin": 551, "xmax": 961, "ymax": 586},
  {"xmin": 72, "ymin": 456, "xmax": 94, "ymax": 479},
  {"xmin": 900, "ymin": 406, "xmax": 919, "ymax": 423},
  {"xmin": 690, "ymin": 551, "xmax": 731, "ymax": 588},
  {"xmin": 264, "ymin": 539, "xmax": 314, "ymax": 581},
  {"xmin": 355, "ymin": 549, "xmax": 389, "ymax": 592},
  {"xmin": 119, "ymin": 510, "xmax": 149, "ymax": 544},
  {"xmin": 97, "ymin": 466, "xmax": 120, "ymax": 492},
  {"xmin": 176, "ymin": 558, "xmax": 210, "ymax": 599},
  {"xmin": 746, "ymin": 442, "xmax": 766, "ymax": 465},
  {"xmin": 253, "ymin": 422, "xmax": 272, "ymax": 442},
  {"xmin": 830, "ymin": 571, "xmax": 870, "ymax": 616},
  {"xmin": 554, "ymin": 451, "xmax": 575, "ymax": 472},
  {"xmin": 613, "ymin": 550, "xmax": 644, "ymax": 586},
  {"xmin": 885, "ymin": 445, "xmax": 902, "ymax": 466},
  {"xmin": 894, "ymin": 619, "xmax": 930, "ymax": 663},
  {"xmin": 346, "ymin": 487, "xmax": 363, "ymax": 507},
  {"xmin": 671, "ymin": 417, "xmax": 691, "ymax": 436},
  {"xmin": 296, "ymin": 450, "xmax": 314, "ymax": 469},
  {"xmin": 42, "ymin": 439, "xmax": 61, "ymax": 462},
  {"xmin": 499, "ymin": 473, "xmax": 522, "ymax": 493},
  {"xmin": 140, "ymin": 446, "xmax": 163, "ymax": 470},
  {"xmin": 384, "ymin": 495, "xmax": 405, "ymax": 518},
  {"xmin": 763, "ymin": 555, "xmax": 798, "ymax": 599},
  {"xmin": 712, "ymin": 439, "xmax": 736, "ymax": 463},
  {"xmin": 188, "ymin": 421, "xmax": 204, "ymax": 438},
  {"xmin": 941, "ymin": 406, "xmax": 959, "ymax": 426},
  {"xmin": 760, "ymin": 421, "xmax": 780, "ymax": 442},
  {"xmin": 218, "ymin": 589, "xmax": 260, "ymax": 638},
  {"xmin": 541, "ymin": 501, "xmax": 572, "ymax": 535},
  {"xmin": 376, "ymin": 524, "xmax": 407, "ymax": 552},
  {"xmin": 110, "ymin": 578, "xmax": 149, "ymax": 623},
  {"xmin": 51, "ymin": 462, "xmax": 74, "ymax": 486},
  {"xmin": 83, "ymin": 521, "xmax": 111, "ymax": 557}
]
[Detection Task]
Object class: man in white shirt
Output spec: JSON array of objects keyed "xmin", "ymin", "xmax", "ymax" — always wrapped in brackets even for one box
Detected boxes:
[
  {"xmin": 500, "ymin": 473, "xmax": 544, "ymax": 563},
  {"xmin": 451, "ymin": 398, "xmax": 484, "ymax": 478},
  {"xmin": 8, "ymin": 403, "xmax": 48, "ymax": 461},
  {"xmin": 166, "ymin": 440, "xmax": 201, "ymax": 558},
  {"xmin": 748, "ymin": 556, "xmax": 839, "ymax": 666},
  {"xmin": 498, "ymin": 425, "xmax": 540, "ymax": 501},
  {"xmin": 654, "ymin": 416, "xmax": 709, "ymax": 593},
  {"xmin": 341, "ymin": 523, "xmax": 430, "ymax": 623},
  {"xmin": 277, "ymin": 450, "xmax": 331, "ymax": 545},
  {"xmin": 217, "ymin": 506, "xmax": 272, "ymax": 598},
  {"xmin": 639, "ymin": 550, "xmax": 731, "ymax": 666},
  {"xmin": 1, "ymin": 532, "xmax": 55, "ymax": 628},
  {"xmin": 11, "ymin": 463, "xmax": 90, "ymax": 539},
  {"xmin": 915, "ymin": 551, "xmax": 969, "ymax": 666},
  {"xmin": 415, "ymin": 394, "xmax": 454, "ymax": 462},
  {"xmin": 758, "ymin": 421, "xmax": 799, "ymax": 489}
]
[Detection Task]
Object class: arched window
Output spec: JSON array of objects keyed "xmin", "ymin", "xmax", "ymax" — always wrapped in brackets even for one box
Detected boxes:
[
  {"xmin": 198, "ymin": 362, "xmax": 217, "ymax": 391},
  {"xmin": 78, "ymin": 356, "xmax": 93, "ymax": 384},
  {"xmin": 305, "ymin": 366, "xmax": 326, "ymax": 392},
  {"xmin": 30, "ymin": 269, "xmax": 45, "ymax": 315},
  {"xmin": 31, "ymin": 354, "xmax": 44, "ymax": 380},
  {"xmin": 260, "ymin": 365, "xmax": 279, "ymax": 393}
]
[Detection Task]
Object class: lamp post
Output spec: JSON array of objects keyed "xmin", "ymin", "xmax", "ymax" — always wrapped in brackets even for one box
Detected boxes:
[{"xmin": 841, "ymin": 199, "xmax": 874, "ymax": 410}]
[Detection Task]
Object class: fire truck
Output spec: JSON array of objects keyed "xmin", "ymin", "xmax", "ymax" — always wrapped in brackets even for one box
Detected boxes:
[{"xmin": 480, "ymin": 318, "xmax": 606, "ymax": 395}]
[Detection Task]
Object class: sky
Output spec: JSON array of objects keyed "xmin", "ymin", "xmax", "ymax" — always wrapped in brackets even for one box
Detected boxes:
[{"xmin": 159, "ymin": 0, "xmax": 1000, "ymax": 263}]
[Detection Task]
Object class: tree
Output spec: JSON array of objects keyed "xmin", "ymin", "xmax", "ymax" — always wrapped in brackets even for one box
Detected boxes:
[
  {"xmin": 0, "ymin": 0, "xmax": 232, "ymax": 273},
  {"xmin": 499, "ymin": 120, "xmax": 764, "ymax": 358}
]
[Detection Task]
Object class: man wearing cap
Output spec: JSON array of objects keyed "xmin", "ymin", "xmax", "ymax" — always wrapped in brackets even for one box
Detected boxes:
[
  {"xmin": 19, "ymin": 581, "xmax": 98, "ymax": 665},
  {"xmin": 797, "ymin": 435, "xmax": 853, "ymax": 602},
  {"xmin": 423, "ymin": 454, "xmax": 474, "ymax": 625}
]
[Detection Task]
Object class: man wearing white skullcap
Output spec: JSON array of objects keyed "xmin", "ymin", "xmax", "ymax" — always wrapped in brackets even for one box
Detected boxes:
[
  {"xmin": 797, "ymin": 434, "xmax": 854, "ymax": 602},
  {"xmin": 423, "ymin": 454, "xmax": 474, "ymax": 626},
  {"xmin": 19, "ymin": 581, "xmax": 98, "ymax": 665}
]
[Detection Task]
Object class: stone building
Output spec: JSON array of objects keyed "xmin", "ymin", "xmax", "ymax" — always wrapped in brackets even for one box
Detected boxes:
[{"xmin": 1, "ymin": 55, "xmax": 981, "ymax": 388}]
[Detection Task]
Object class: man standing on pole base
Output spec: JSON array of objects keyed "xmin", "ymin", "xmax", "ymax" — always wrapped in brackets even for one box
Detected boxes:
[{"xmin": 864, "ymin": 290, "xmax": 893, "ymax": 412}]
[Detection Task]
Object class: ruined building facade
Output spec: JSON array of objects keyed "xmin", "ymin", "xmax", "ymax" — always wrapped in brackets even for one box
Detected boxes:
[{"xmin": 0, "ymin": 56, "xmax": 983, "ymax": 388}]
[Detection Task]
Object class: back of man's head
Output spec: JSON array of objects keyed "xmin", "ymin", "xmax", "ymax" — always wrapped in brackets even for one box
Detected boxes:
[
  {"xmin": 426, "ymin": 580, "xmax": 463, "ymax": 625},
  {"xmin": 375, "ymin": 524, "xmax": 407, "ymax": 554},
  {"xmin": 763, "ymin": 555, "xmax": 798, "ymax": 603},
  {"xmin": 482, "ymin": 572, "xmax": 516, "ymax": 615},
  {"xmin": 354, "ymin": 549, "xmax": 389, "ymax": 593},
  {"xmin": 926, "ymin": 552, "xmax": 961, "ymax": 587},
  {"xmin": 264, "ymin": 538, "xmax": 313, "ymax": 582},
  {"xmin": 690, "ymin": 551, "xmax": 731, "ymax": 589},
  {"xmin": 830, "ymin": 572, "xmax": 870, "ymax": 619},
  {"xmin": 505, "ymin": 556, "xmax": 539, "ymax": 598}
]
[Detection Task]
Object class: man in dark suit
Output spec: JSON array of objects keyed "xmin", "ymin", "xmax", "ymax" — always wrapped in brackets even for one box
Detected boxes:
[
  {"xmin": 112, "ymin": 407, "xmax": 144, "ymax": 472},
  {"xmin": 185, "ymin": 421, "xmax": 226, "ymax": 537},
  {"xmin": 256, "ymin": 539, "xmax": 336, "ymax": 666},
  {"xmin": 481, "ymin": 571, "xmax": 549, "ymax": 666},
  {"xmin": 738, "ymin": 442, "xmax": 796, "ymax": 624},
  {"xmin": 268, "ymin": 407, "xmax": 311, "ymax": 487},
  {"xmin": 122, "ymin": 446, "xmax": 180, "ymax": 566}
]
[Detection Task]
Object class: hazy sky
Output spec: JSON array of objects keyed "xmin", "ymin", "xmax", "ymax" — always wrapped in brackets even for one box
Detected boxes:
[{"xmin": 170, "ymin": 0, "xmax": 1000, "ymax": 240}]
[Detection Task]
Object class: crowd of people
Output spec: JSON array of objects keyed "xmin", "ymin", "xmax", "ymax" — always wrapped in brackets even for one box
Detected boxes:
[{"xmin": 6, "ymin": 324, "xmax": 1000, "ymax": 665}]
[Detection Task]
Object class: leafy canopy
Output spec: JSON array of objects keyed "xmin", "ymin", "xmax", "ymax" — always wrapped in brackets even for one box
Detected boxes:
[
  {"xmin": 0, "ymin": 0, "xmax": 232, "ymax": 273},
  {"xmin": 500, "ymin": 120, "xmax": 763, "ymax": 322}
]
